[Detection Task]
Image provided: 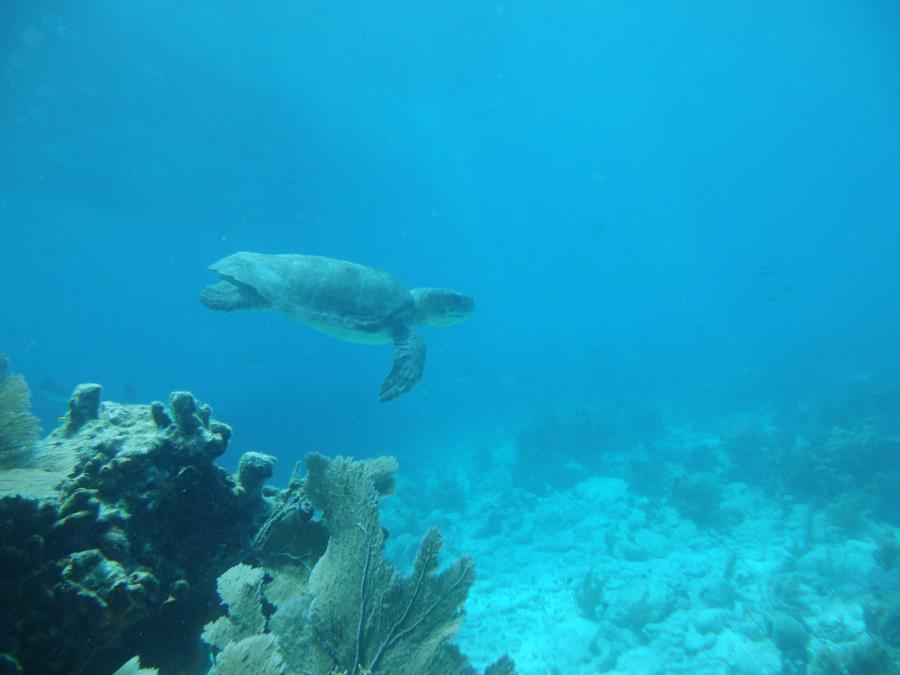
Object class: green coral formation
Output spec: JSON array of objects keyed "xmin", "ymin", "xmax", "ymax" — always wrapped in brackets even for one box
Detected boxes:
[
  {"xmin": 0, "ymin": 355, "xmax": 40, "ymax": 470},
  {"xmin": 204, "ymin": 453, "xmax": 512, "ymax": 674}
]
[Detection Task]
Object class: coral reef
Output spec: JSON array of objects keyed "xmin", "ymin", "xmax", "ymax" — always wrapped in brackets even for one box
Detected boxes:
[
  {"xmin": 875, "ymin": 532, "xmax": 900, "ymax": 572},
  {"xmin": 768, "ymin": 611, "xmax": 810, "ymax": 670},
  {"xmin": 0, "ymin": 386, "xmax": 272, "ymax": 674},
  {"xmin": 574, "ymin": 569, "xmax": 606, "ymax": 621},
  {"xmin": 717, "ymin": 389, "xmax": 900, "ymax": 529},
  {"xmin": 668, "ymin": 472, "xmax": 741, "ymax": 530},
  {"xmin": 0, "ymin": 385, "xmax": 504, "ymax": 674},
  {"xmin": 204, "ymin": 453, "xmax": 513, "ymax": 674},
  {"xmin": 513, "ymin": 404, "xmax": 662, "ymax": 493},
  {"xmin": 865, "ymin": 594, "xmax": 900, "ymax": 651},
  {"xmin": 847, "ymin": 639, "xmax": 899, "ymax": 674},
  {"xmin": 0, "ymin": 355, "xmax": 40, "ymax": 470},
  {"xmin": 717, "ymin": 410, "xmax": 786, "ymax": 486}
]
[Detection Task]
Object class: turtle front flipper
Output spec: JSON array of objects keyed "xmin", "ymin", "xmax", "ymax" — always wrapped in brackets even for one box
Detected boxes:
[
  {"xmin": 379, "ymin": 329, "xmax": 426, "ymax": 402},
  {"xmin": 200, "ymin": 279, "xmax": 269, "ymax": 312}
]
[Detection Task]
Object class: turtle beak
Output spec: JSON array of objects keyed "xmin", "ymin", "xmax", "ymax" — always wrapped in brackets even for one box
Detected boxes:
[
  {"xmin": 443, "ymin": 293, "xmax": 475, "ymax": 324},
  {"xmin": 453, "ymin": 294, "xmax": 475, "ymax": 318}
]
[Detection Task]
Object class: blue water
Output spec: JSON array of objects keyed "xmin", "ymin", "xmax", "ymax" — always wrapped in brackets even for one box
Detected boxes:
[
  {"xmin": 2, "ymin": 2, "xmax": 899, "ymax": 512},
  {"xmin": 3, "ymin": 1, "xmax": 900, "ymax": 481}
]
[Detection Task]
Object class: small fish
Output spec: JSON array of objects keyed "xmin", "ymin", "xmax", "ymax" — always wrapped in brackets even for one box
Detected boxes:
[{"xmin": 759, "ymin": 265, "xmax": 774, "ymax": 278}]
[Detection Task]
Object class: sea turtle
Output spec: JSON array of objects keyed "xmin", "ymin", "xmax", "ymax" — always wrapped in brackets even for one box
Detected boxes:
[{"xmin": 199, "ymin": 251, "xmax": 474, "ymax": 402}]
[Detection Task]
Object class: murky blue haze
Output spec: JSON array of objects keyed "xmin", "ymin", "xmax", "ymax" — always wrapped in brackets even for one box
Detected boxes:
[
  {"xmin": 2, "ymin": 3, "xmax": 900, "ymax": 669},
  {"xmin": 2, "ymin": 4, "xmax": 900, "ymax": 462}
]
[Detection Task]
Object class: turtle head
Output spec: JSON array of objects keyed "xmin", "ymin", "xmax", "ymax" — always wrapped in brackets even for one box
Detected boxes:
[{"xmin": 410, "ymin": 288, "xmax": 474, "ymax": 327}]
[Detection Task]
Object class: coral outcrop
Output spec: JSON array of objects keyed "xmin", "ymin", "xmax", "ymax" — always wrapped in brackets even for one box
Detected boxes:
[{"xmin": 0, "ymin": 386, "xmax": 273, "ymax": 674}]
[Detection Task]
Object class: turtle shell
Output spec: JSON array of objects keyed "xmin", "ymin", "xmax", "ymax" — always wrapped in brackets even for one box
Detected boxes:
[{"xmin": 210, "ymin": 252, "xmax": 415, "ymax": 341}]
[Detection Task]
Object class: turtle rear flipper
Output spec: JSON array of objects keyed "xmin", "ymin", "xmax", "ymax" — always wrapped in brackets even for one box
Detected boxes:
[{"xmin": 379, "ymin": 330, "xmax": 426, "ymax": 402}]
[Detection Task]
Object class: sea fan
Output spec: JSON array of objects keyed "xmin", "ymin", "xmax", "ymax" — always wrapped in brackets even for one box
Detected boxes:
[{"xmin": 0, "ymin": 354, "xmax": 41, "ymax": 469}]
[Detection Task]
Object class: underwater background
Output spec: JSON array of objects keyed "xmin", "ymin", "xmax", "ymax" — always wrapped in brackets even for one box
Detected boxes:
[{"xmin": 2, "ymin": 1, "xmax": 900, "ymax": 673}]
